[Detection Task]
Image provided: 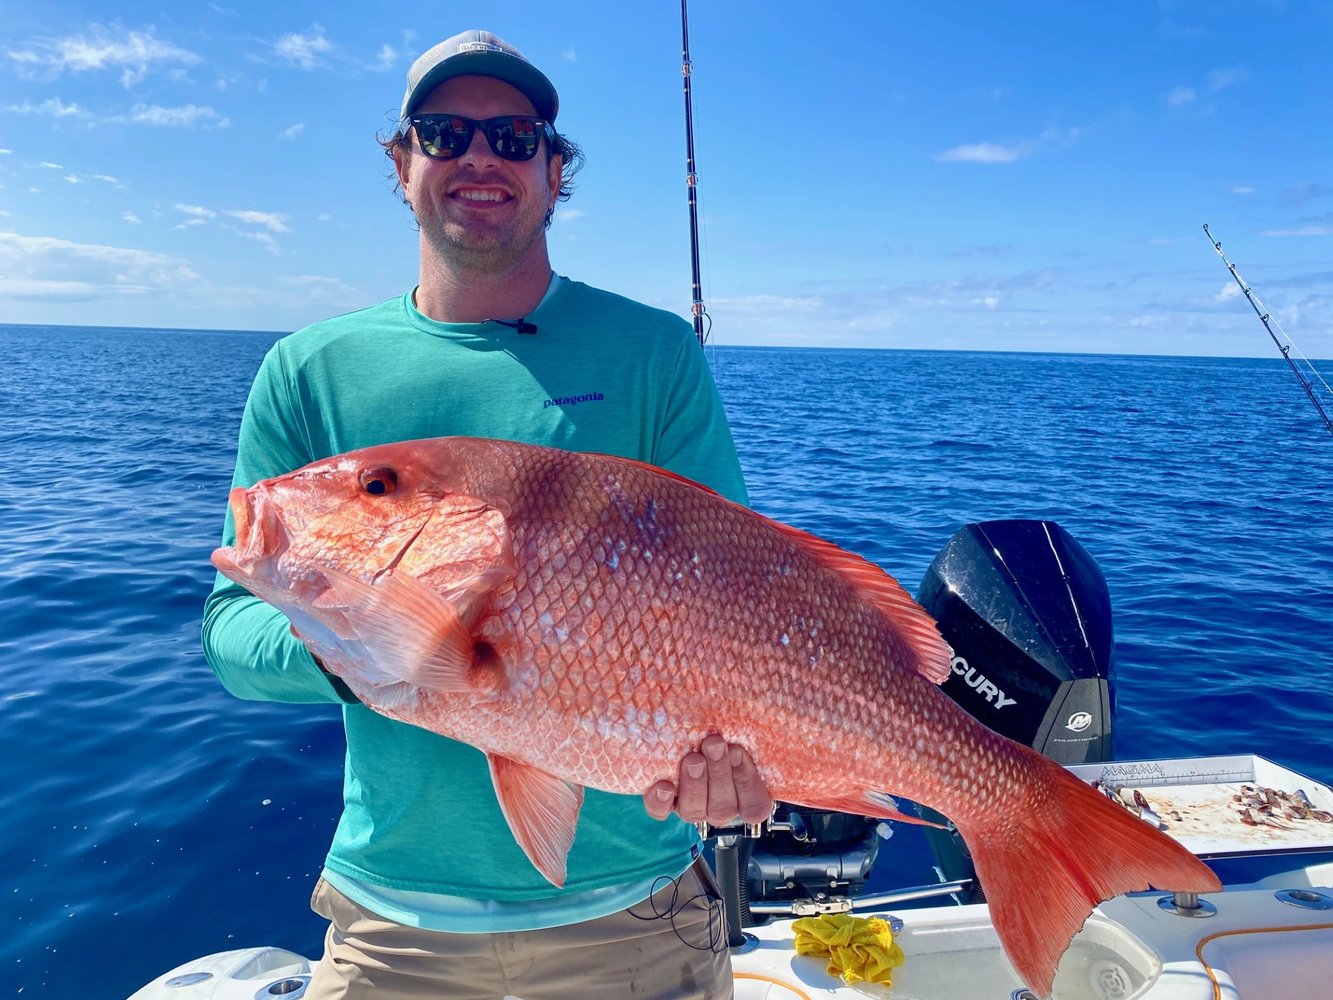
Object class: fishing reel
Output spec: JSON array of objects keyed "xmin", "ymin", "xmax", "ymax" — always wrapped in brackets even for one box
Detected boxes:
[{"xmin": 702, "ymin": 804, "xmax": 886, "ymax": 937}]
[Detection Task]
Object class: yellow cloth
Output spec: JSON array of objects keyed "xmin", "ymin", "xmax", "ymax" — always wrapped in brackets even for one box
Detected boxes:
[{"xmin": 792, "ymin": 913, "xmax": 906, "ymax": 986}]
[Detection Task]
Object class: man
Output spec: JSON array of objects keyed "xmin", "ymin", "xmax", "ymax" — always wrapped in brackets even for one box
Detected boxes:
[{"xmin": 202, "ymin": 29, "xmax": 771, "ymax": 1000}]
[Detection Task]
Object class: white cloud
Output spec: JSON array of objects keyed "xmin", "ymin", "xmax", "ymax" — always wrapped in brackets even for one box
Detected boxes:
[
  {"xmin": 0, "ymin": 231, "xmax": 200, "ymax": 300},
  {"xmin": 1040, "ymin": 124, "xmax": 1088, "ymax": 144},
  {"xmin": 316, "ymin": 212, "xmax": 332, "ymax": 222},
  {"xmin": 7, "ymin": 97, "xmax": 84, "ymax": 117},
  {"xmin": 175, "ymin": 203, "xmax": 217, "ymax": 221},
  {"xmin": 93, "ymin": 174, "xmax": 124, "ymax": 188},
  {"xmin": 554, "ymin": 207, "xmax": 586, "ymax": 224},
  {"xmin": 1260, "ymin": 226, "xmax": 1332, "ymax": 237},
  {"xmin": 692, "ymin": 287, "xmax": 944, "ymax": 347},
  {"xmin": 1128, "ymin": 314, "xmax": 1165, "ymax": 328},
  {"xmin": 280, "ymin": 122, "xmax": 304, "ymax": 139},
  {"xmin": 224, "ymin": 209, "xmax": 290, "ymax": 233},
  {"xmin": 0, "ymin": 148, "xmax": 11, "ymax": 154},
  {"xmin": 38, "ymin": 161, "xmax": 63, "ymax": 169},
  {"xmin": 562, "ymin": 48, "xmax": 577, "ymax": 61},
  {"xmin": 122, "ymin": 211, "xmax": 141, "ymax": 224},
  {"xmin": 373, "ymin": 44, "xmax": 396, "ymax": 70},
  {"xmin": 936, "ymin": 142, "xmax": 1027, "ymax": 164},
  {"xmin": 1205, "ymin": 67, "xmax": 1247, "ymax": 93},
  {"xmin": 234, "ymin": 229, "xmax": 281, "ymax": 254},
  {"xmin": 1216, "ymin": 283, "xmax": 1240, "ymax": 302},
  {"xmin": 712, "ymin": 293, "xmax": 823, "ymax": 313},
  {"xmin": 1166, "ymin": 85, "xmax": 1196, "ymax": 107},
  {"xmin": 118, "ymin": 103, "xmax": 231, "ymax": 128},
  {"xmin": 64, "ymin": 174, "xmax": 80, "ymax": 184},
  {"xmin": 1231, "ymin": 185, "xmax": 1254, "ymax": 196},
  {"xmin": 936, "ymin": 121, "xmax": 1089, "ymax": 165},
  {"xmin": 6, "ymin": 24, "xmax": 201, "ymax": 88},
  {"xmin": 281, "ymin": 274, "xmax": 359, "ymax": 300},
  {"xmin": 274, "ymin": 26, "xmax": 331, "ymax": 69}
]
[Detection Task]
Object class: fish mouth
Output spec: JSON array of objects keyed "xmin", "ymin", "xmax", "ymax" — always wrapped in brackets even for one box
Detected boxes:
[{"xmin": 211, "ymin": 485, "xmax": 287, "ymax": 582}]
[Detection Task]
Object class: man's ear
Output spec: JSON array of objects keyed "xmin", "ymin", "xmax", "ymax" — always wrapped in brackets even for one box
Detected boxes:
[
  {"xmin": 548, "ymin": 153, "xmax": 562, "ymax": 202},
  {"xmin": 394, "ymin": 142, "xmax": 413, "ymax": 202}
]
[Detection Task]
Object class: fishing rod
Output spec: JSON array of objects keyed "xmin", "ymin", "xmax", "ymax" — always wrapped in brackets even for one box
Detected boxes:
[
  {"xmin": 1203, "ymin": 223, "xmax": 1333, "ymax": 437},
  {"xmin": 679, "ymin": 3, "xmax": 750, "ymax": 946},
  {"xmin": 680, "ymin": 0, "xmax": 710, "ymax": 346}
]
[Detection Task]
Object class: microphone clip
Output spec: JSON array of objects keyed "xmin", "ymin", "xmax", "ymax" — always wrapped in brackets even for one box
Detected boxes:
[{"xmin": 487, "ymin": 317, "xmax": 538, "ymax": 335}]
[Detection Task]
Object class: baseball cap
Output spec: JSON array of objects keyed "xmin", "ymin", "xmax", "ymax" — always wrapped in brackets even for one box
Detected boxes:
[{"xmin": 400, "ymin": 30, "xmax": 559, "ymax": 123}]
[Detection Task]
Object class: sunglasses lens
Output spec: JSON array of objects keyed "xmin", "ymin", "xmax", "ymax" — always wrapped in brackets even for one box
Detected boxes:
[
  {"xmin": 485, "ymin": 118, "xmax": 541, "ymax": 161},
  {"xmin": 416, "ymin": 116, "xmax": 470, "ymax": 159}
]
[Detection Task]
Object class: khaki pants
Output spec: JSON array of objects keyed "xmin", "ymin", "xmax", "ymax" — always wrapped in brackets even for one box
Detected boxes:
[{"xmin": 303, "ymin": 864, "xmax": 735, "ymax": 1000}]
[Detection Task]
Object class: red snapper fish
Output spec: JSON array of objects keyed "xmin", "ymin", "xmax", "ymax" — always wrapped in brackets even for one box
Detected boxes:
[{"xmin": 211, "ymin": 436, "xmax": 1220, "ymax": 998}]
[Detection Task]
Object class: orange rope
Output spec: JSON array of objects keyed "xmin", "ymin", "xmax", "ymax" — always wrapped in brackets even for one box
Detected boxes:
[
  {"xmin": 1195, "ymin": 921, "xmax": 1333, "ymax": 1000},
  {"xmin": 733, "ymin": 970, "xmax": 816, "ymax": 1000}
]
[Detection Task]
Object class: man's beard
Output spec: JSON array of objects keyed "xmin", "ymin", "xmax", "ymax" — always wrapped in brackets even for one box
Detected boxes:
[{"xmin": 419, "ymin": 204, "xmax": 548, "ymax": 273}]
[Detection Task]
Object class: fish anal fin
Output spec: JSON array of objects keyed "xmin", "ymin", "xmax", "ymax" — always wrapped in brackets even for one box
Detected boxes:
[
  {"xmin": 487, "ymin": 754, "xmax": 585, "ymax": 888},
  {"xmin": 771, "ymin": 521, "xmax": 952, "ymax": 685},
  {"xmin": 792, "ymin": 791, "xmax": 947, "ymax": 830}
]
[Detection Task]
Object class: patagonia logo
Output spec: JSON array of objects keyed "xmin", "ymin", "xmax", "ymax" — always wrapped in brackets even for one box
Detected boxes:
[{"xmin": 543, "ymin": 391, "xmax": 605, "ymax": 409}]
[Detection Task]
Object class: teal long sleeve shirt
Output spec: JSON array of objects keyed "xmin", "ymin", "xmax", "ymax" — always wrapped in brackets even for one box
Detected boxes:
[{"xmin": 202, "ymin": 279, "xmax": 747, "ymax": 900}]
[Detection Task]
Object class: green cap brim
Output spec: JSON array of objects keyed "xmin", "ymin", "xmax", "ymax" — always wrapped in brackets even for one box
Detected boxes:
[{"xmin": 401, "ymin": 49, "xmax": 558, "ymax": 122}]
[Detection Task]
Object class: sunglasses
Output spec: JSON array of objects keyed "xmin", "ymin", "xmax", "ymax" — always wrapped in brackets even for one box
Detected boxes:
[{"xmin": 409, "ymin": 113, "xmax": 554, "ymax": 162}]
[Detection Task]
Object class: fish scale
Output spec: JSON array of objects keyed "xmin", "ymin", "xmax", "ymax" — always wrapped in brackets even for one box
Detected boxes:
[{"xmin": 213, "ymin": 435, "xmax": 1221, "ymax": 999}]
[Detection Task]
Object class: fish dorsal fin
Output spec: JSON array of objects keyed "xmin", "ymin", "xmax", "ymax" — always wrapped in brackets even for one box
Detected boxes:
[
  {"xmin": 772, "ymin": 521, "xmax": 952, "ymax": 685},
  {"xmin": 487, "ymin": 754, "xmax": 585, "ymax": 888},
  {"xmin": 586, "ymin": 452, "xmax": 726, "ymax": 497}
]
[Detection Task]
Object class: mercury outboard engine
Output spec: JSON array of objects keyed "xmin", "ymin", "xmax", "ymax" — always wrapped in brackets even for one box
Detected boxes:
[
  {"xmin": 735, "ymin": 518, "xmax": 1115, "ymax": 918},
  {"xmin": 916, "ymin": 518, "xmax": 1116, "ymax": 895},
  {"xmin": 917, "ymin": 519, "xmax": 1115, "ymax": 763}
]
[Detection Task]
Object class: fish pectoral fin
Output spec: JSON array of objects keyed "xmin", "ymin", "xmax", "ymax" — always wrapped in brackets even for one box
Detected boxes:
[
  {"xmin": 487, "ymin": 753, "xmax": 584, "ymax": 888},
  {"xmin": 320, "ymin": 564, "xmax": 477, "ymax": 692},
  {"xmin": 797, "ymin": 791, "xmax": 948, "ymax": 830}
]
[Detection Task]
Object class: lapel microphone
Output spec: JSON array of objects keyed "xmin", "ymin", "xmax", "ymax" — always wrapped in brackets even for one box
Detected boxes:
[{"xmin": 487, "ymin": 318, "xmax": 538, "ymax": 334}]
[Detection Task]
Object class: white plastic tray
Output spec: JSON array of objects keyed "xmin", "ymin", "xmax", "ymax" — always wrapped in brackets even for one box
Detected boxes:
[{"xmin": 1066, "ymin": 754, "xmax": 1333, "ymax": 856}]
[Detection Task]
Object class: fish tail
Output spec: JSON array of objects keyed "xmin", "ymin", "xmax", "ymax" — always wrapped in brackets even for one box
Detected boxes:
[{"xmin": 952, "ymin": 747, "xmax": 1221, "ymax": 998}]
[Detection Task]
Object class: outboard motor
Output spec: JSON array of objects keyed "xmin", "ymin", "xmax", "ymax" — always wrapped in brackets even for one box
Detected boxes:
[
  {"xmin": 915, "ymin": 518, "xmax": 1116, "ymax": 895},
  {"xmin": 917, "ymin": 519, "xmax": 1115, "ymax": 763}
]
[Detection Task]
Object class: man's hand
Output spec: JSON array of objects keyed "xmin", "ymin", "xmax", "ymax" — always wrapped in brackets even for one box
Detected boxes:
[{"xmin": 643, "ymin": 733, "xmax": 774, "ymax": 826}]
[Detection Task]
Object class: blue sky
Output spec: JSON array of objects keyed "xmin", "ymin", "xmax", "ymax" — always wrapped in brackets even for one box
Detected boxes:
[{"xmin": 1, "ymin": 1, "xmax": 1331, "ymax": 357}]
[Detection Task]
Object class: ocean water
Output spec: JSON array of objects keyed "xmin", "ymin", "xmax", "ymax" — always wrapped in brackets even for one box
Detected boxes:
[{"xmin": 2, "ymin": 323, "xmax": 1331, "ymax": 998}]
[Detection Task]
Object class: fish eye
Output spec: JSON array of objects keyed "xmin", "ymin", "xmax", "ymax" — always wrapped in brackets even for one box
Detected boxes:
[{"xmin": 359, "ymin": 467, "xmax": 398, "ymax": 496}]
